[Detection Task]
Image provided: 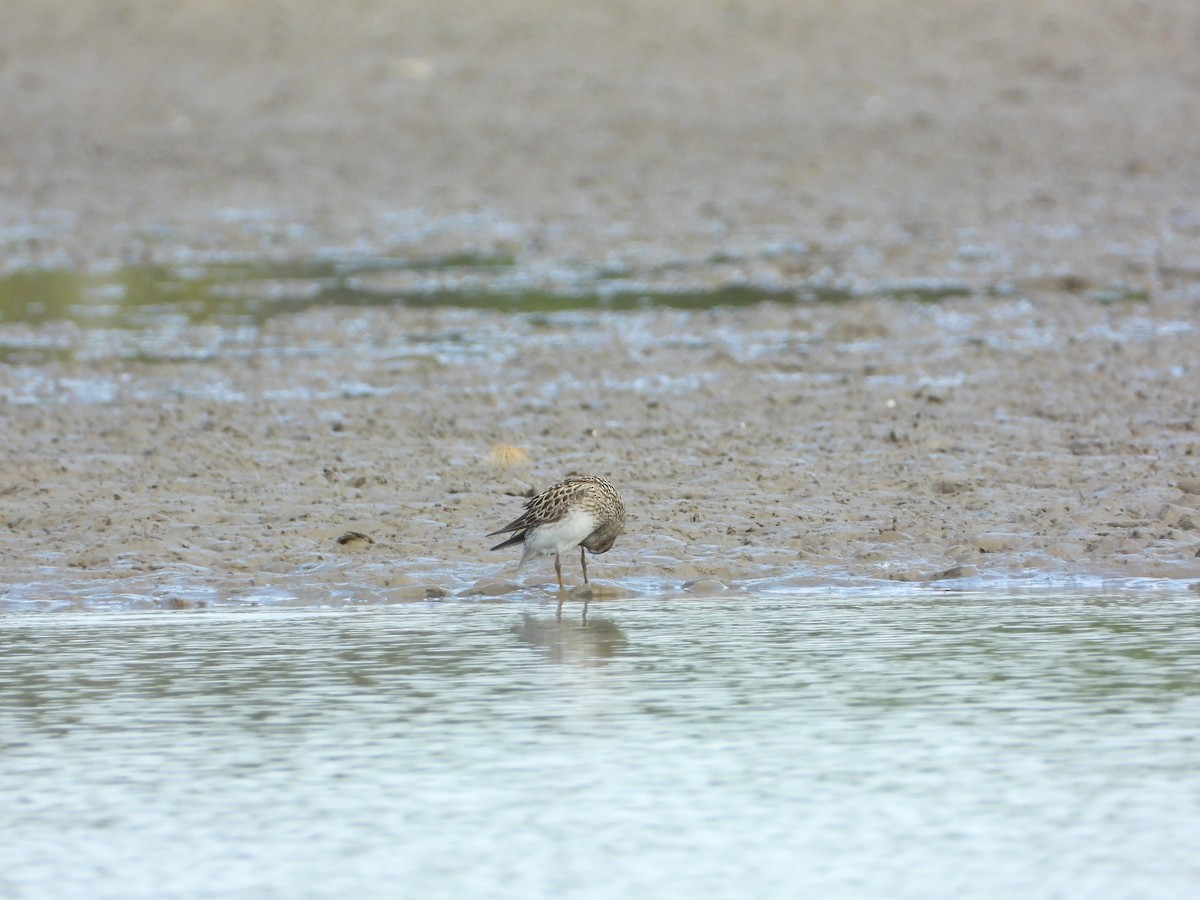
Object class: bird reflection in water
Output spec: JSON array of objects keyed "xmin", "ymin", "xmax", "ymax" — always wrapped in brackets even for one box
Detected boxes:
[{"xmin": 512, "ymin": 612, "xmax": 628, "ymax": 665}]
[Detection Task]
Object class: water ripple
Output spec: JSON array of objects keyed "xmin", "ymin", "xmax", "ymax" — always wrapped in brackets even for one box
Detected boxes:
[{"xmin": 2, "ymin": 593, "xmax": 1198, "ymax": 898}]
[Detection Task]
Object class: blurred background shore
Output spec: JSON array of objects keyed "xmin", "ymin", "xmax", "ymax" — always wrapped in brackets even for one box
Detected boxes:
[{"xmin": 3, "ymin": 0, "xmax": 1199, "ymax": 290}]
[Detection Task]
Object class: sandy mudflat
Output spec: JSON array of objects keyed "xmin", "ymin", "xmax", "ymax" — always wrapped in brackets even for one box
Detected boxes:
[{"xmin": 1, "ymin": 1, "xmax": 1199, "ymax": 606}]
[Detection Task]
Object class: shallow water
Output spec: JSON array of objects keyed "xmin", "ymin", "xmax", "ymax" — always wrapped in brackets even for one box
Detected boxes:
[
  {"xmin": 0, "ymin": 255, "xmax": 983, "ymax": 364},
  {"xmin": 3, "ymin": 589, "xmax": 1199, "ymax": 899}
]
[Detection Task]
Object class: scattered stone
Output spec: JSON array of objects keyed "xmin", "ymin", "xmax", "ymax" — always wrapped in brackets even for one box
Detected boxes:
[
  {"xmin": 881, "ymin": 567, "xmax": 925, "ymax": 582},
  {"xmin": 681, "ymin": 578, "xmax": 728, "ymax": 594},
  {"xmin": 570, "ymin": 581, "xmax": 630, "ymax": 599},
  {"xmin": 385, "ymin": 584, "xmax": 450, "ymax": 601},
  {"xmin": 460, "ymin": 579, "xmax": 523, "ymax": 597},
  {"xmin": 158, "ymin": 596, "xmax": 203, "ymax": 610},
  {"xmin": 932, "ymin": 479, "xmax": 959, "ymax": 495},
  {"xmin": 927, "ymin": 564, "xmax": 979, "ymax": 581}
]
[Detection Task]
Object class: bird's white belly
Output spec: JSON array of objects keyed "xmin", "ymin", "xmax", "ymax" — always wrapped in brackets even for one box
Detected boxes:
[{"xmin": 520, "ymin": 507, "xmax": 597, "ymax": 563}]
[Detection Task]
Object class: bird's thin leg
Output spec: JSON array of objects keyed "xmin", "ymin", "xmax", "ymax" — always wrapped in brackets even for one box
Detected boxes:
[
  {"xmin": 556, "ymin": 596, "xmax": 564, "ymax": 620},
  {"xmin": 580, "ymin": 546, "xmax": 589, "ymax": 584},
  {"xmin": 555, "ymin": 553, "xmax": 564, "ymax": 590},
  {"xmin": 582, "ymin": 598, "xmax": 589, "ymax": 625}
]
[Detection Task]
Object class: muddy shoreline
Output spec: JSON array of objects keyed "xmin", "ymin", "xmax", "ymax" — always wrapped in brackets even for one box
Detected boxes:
[
  {"xmin": 2, "ymin": 2, "xmax": 1199, "ymax": 607},
  {"xmin": 2, "ymin": 294, "xmax": 1198, "ymax": 609}
]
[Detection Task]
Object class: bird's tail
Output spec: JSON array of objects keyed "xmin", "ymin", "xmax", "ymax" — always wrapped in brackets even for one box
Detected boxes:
[{"xmin": 489, "ymin": 530, "xmax": 526, "ymax": 552}]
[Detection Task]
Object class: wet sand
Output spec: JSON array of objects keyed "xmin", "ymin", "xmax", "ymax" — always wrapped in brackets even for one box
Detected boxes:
[{"xmin": 2, "ymin": 1, "xmax": 1199, "ymax": 606}]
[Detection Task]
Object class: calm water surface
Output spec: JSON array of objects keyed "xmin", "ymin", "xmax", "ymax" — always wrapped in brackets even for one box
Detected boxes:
[{"xmin": 2, "ymin": 590, "xmax": 1199, "ymax": 899}]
